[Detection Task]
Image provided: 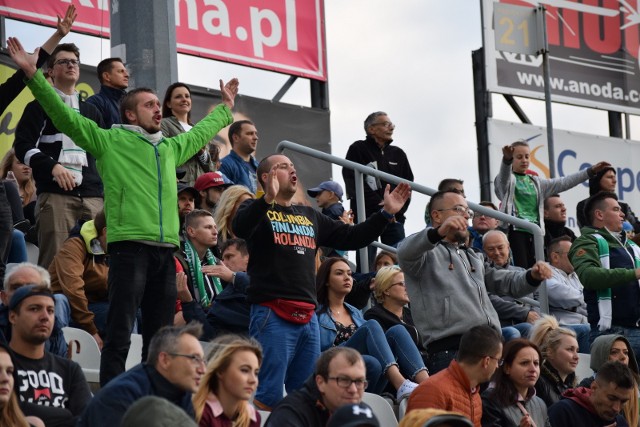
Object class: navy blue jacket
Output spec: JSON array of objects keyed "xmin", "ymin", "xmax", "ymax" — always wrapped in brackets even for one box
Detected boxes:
[{"xmin": 86, "ymin": 85, "xmax": 126, "ymax": 129}]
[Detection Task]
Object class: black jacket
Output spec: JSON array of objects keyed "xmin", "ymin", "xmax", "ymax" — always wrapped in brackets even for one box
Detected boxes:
[
  {"xmin": 342, "ymin": 135, "xmax": 413, "ymax": 221},
  {"xmin": 265, "ymin": 376, "xmax": 329, "ymax": 427},
  {"xmin": 364, "ymin": 304, "xmax": 426, "ymax": 355},
  {"xmin": 14, "ymin": 97, "xmax": 104, "ymax": 197}
]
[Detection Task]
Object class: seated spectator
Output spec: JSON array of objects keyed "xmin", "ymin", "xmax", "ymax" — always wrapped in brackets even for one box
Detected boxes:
[
  {"xmin": 178, "ymin": 183, "xmax": 200, "ymax": 232},
  {"xmin": 194, "ymin": 172, "xmax": 234, "ymax": 214},
  {"xmin": 468, "ymin": 201, "xmax": 499, "ymax": 252},
  {"xmin": 213, "ymin": 185, "xmax": 255, "ymax": 244},
  {"xmin": 161, "ymin": 82, "xmax": 216, "ymax": 186},
  {"xmin": 543, "ymin": 194, "xmax": 576, "ymax": 249},
  {"xmin": 316, "ymin": 258, "xmax": 428, "ymax": 400},
  {"xmin": 399, "ymin": 409, "xmax": 473, "ymax": 427},
  {"xmin": 579, "ymin": 334, "xmax": 639, "ymax": 427},
  {"xmin": 8, "ymin": 285, "xmax": 91, "ymax": 427},
  {"xmin": 121, "ymin": 396, "xmax": 197, "ymax": 427},
  {"xmin": 0, "ymin": 148, "xmax": 36, "ymax": 226},
  {"xmin": 327, "ymin": 402, "xmax": 379, "ymax": 427},
  {"xmin": 0, "ymin": 342, "xmax": 45, "ymax": 427},
  {"xmin": 49, "ymin": 210, "xmax": 108, "ymax": 348},
  {"xmin": 0, "ymin": 263, "xmax": 67, "ymax": 357},
  {"xmin": 364, "ymin": 266, "xmax": 427, "ymax": 363},
  {"xmin": 482, "ymin": 230, "xmax": 539, "ymax": 340},
  {"xmin": 77, "ymin": 323, "xmax": 205, "ymax": 427},
  {"xmin": 407, "ymin": 325, "xmax": 503, "ymax": 426},
  {"xmin": 193, "ymin": 335, "xmax": 262, "ymax": 427},
  {"xmin": 530, "ymin": 315, "xmax": 579, "ymax": 406},
  {"xmin": 576, "ymin": 166, "xmax": 640, "ymax": 234},
  {"xmin": 481, "ymin": 339, "xmax": 550, "ymax": 427},
  {"xmin": 545, "ymin": 236, "xmax": 589, "ymax": 327},
  {"xmin": 175, "ymin": 210, "xmax": 225, "ymax": 323},
  {"xmin": 265, "ymin": 347, "xmax": 367, "ymax": 427},
  {"xmin": 494, "ymin": 140, "xmax": 609, "ymax": 268},
  {"xmin": 548, "ymin": 361, "xmax": 634, "ymax": 427}
]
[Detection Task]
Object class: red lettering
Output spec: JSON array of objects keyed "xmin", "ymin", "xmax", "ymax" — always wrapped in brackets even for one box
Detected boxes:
[{"xmin": 583, "ymin": 0, "xmax": 621, "ymax": 54}]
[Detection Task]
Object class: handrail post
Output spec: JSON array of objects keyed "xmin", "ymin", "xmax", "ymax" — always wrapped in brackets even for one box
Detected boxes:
[{"xmin": 354, "ymin": 170, "xmax": 369, "ymax": 273}]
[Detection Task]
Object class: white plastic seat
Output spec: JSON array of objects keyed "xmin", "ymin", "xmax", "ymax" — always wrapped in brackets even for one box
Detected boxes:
[
  {"xmin": 62, "ymin": 327, "xmax": 100, "ymax": 383},
  {"xmin": 25, "ymin": 242, "xmax": 39, "ymax": 265},
  {"xmin": 576, "ymin": 352, "xmax": 594, "ymax": 383},
  {"xmin": 125, "ymin": 333, "xmax": 143, "ymax": 371},
  {"xmin": 362, "ymin": 392, "xmax": 398, "ymax": 426}
]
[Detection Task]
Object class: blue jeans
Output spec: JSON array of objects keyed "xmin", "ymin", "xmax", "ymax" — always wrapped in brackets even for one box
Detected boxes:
[
  {"xmin": 100, "ymin": 242, "xmax": 176, "ymax": 386},
  {"xmin": 53, "ymin": 294, "xmax": 71, "ymax": 328},
  {"xmin": 427, "ymin": 350, "xmax": 458, "ymax": 375},
  {"xmin": 250, "ymin": 304, "xmax": 320, "ymax": 409},
  {"xmin": 7, "ymin": 230, "xmax": 27, "ymax": 264},
  {"xmin": 343, "ymin": 321, "xmax": 426, "ymax": 393},
  {"xmin": 591, "ymin": 325, "xmax": 640, "ymax": 366},
  {"xmin": 502, "ymin": 323, "xmax": 533, "ymax": 342}
]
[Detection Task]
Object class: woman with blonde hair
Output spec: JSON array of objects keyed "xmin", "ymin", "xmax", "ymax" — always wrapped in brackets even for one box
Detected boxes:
[
  {"xmin": 213, "ymin": 185, "xmax": 255, "ymax": 243},
  {"xmin": 193, "ymin": 335, "xmax": 262, "ymax": 427},
  {"xmin": 529, "ymin": 315, "xmax": 579, "ymax": 406},
  {"xmin": 0, "ymin": 343, "xmax": 44, "ymax": 427}
]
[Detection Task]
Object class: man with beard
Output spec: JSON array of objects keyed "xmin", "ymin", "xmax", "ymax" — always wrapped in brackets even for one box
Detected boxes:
[
  {"xmin": 397, "ymin": 190, "xmax": 553, "ymax": 374},
  {"xmin": 193, "ymin": 172, "xmax": 233, "ymax": 214}
]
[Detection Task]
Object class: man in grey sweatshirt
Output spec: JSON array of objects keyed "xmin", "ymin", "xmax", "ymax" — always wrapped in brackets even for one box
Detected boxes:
[{"xmin": 397, "ymin": 190, "xmax": 552, "ymax": 374}]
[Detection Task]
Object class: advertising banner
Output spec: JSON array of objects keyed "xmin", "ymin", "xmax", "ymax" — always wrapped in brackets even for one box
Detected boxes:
[
  {"xmin": 0, "ymin": 0, "xmax": 327, "ymax": 80},
  {"xmin": 487, "ymin": 118, "xmax": 640, "ymax": 232},
  {"xmin": 482, "ymin": 0, "xmax": 640, "ymax": 114}
]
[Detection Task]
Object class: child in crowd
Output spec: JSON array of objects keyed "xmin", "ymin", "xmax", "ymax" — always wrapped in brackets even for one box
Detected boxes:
[{"xmin": 494, "ymin": 140, "xmax": 610, "ymax": 268}]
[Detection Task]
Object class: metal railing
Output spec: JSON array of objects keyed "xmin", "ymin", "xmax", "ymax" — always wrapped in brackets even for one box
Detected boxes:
[{"xmin": 276, "ymin": 140, "xmax": 548, "ymax": 313}]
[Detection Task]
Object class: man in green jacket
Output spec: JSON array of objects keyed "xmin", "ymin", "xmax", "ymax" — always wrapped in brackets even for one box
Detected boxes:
[{"xmin": 8, "ymin": 37, "xmax": 239, "ymax": 385}]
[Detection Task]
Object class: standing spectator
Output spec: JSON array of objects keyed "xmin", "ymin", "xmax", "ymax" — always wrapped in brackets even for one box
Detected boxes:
[
  {"xmin": 9, "ymin": 285, "xmax": 91, "ymax": 427},
  {"xmin": 14, "ymin": 42, "xmax": 105, "ymax": 269},
  {"xmin": 49, "ymin": 210, "xmax": 108, "ymax": 348},
  {"xmin": 161, "ymin": 82, "xmax": 216, "ymax": 186},
  {"xmin": 576, "ymin": 166, "xmax": 640, "ymax": 233},
  {"xmin": 425, "ymin": 178, "xmax": 466, "ymax": 225},
  {"xmin": 481, "ymin": 339, "xmax": 550, "ymax": 427},
  {"xmin": 219, "ymin": 120, "xmax": 260, "ymax": 194},
  {"xmin": 548, "ymin": 361, "xmax": 634, "ymax": 427},
  {"xmin": 530, "ymin": 315, "xmax": 579, "ymax": 407},
  {"xmin": 407, "ymin": 325, "xmax": 503, "ymax": 425},
  {"xmin": 85, "ymin": 57, "xmax": 128, "ymax": 128},
  {"xmin": 397, "ymin": 190, "xmax": 552, "ymax": 374},
  {"xmin": 266, "ymin": 347, "xmax": 367, "ymax": 427},
  {"xmin": 569, "ymin": 191, "xmax": 640, "ymax": 363},
  {"xmin": 343, "ymin": 111, "xmax": 413, "ymax": 269},
  {"xmin": 8, "ymin": 37, "xmax": 239, "ymax": 386},
  {"xmin": 178, "ymin": 183, "xmax": 200, "ymax": 231},
  {"xmin": 193, "ymin": 335, "xmax": 262, "ymax": 427},
  {"xmin": 194, "ymin": 171, "xmax": 234, "ymax": 214},
  {"xmin": 0, "ymin": 4, "xmax": 76, "ymax": 284},
  {"xmin": 468, "ymin": 201, "xmax": 499, "ymax": 252},
  {"xmin": 77, "ymin": 324, "xmax": 205, "ymax": 427},
  {"xmin": 543, "ymin": 195, "xmax": 576, "ymax": 249},
  {"xmin": 232, "ymin": 153, "xmax": 411, "ymax": 409},
  {"xmin": 494, "ymin": 140, "xmax": 609, "ymax": 268}
]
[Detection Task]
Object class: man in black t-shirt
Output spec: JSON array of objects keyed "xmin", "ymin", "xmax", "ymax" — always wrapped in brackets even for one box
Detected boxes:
[{"xmin": 9, "ymin": 285, "xmax": 90, "ymax": 427}]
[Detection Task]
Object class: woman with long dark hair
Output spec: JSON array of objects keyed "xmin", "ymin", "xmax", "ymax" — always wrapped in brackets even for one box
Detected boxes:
[
  {"xmin": 316, "ymin": 257, "xmax": 428, "ymax": 401},
  {"xmin": 481, "ymin": 339, "xmax": 550, "ymax": 427}
]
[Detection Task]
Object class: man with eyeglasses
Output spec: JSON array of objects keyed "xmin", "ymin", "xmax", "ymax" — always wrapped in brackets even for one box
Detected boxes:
[
  {"xmin": 397, "ymin": 190, "xmax": 553, "ymax": 375},
  {"xmin": 343, "ymin": 111, "xmax": 414, "ymax": 271},
  {"xmin": 77, "ymin": 323, "xmax": 205, "ymax": 427},
  {"xmin": 15, "ymin": 42, "xmax": 105, "ymax": 269},
  {"xmin": 267, "ymin": 347, "xmax": 367, "ymax": 427}
]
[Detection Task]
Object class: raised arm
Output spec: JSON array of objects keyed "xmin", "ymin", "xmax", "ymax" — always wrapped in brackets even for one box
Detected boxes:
[
  {"xmin": 41, "ymin": 4, "xmax": 77, "ymax": 54},
  {"xmin": 220, "ymin": 78, "xmax": 239, "ymax": 110},
  {"xmin": 7, "ymin": 37, "xmax": 38, "ymax": 79}
]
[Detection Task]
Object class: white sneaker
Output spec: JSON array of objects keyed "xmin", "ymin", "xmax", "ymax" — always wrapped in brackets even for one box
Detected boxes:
[{"xmin": 396, "ymin": 379, "xmax": 419, "ymax": 401}]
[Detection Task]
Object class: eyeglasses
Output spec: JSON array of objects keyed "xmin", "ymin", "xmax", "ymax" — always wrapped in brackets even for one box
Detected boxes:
[
  {"xmin": 167, "ymin": 353, "xmax": 205, "ymax": 366},
  {"xmin": 372, "ymin": 121, "xmax": 394, "ymax": 128},
  {"xmin": 54, "ymin": 59, "xmax": 80, "ymax": 67},
  {"xmin": 487, "ymin": 356, "xmax": 504, "ymax": 367},
  {"xmin": 327, "ymin": 376, "xmax": 368, "ymax": 390},
  {"xmin": 436, "ymin": 206, "xmax": 474, "ymax": 218},
  {"xmin": 389, "ymin": 281, "xmax": 406, "ymax": 288}
]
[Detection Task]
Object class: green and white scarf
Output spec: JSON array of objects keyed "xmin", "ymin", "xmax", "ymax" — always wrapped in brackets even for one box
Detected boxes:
[
  {"xmin": 183, "ymin": 239, "xmax": 222, "ymax": 309},
  {"xmin": 593, "ymin": 231, "xmax": 640, "ymax": 331}
]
